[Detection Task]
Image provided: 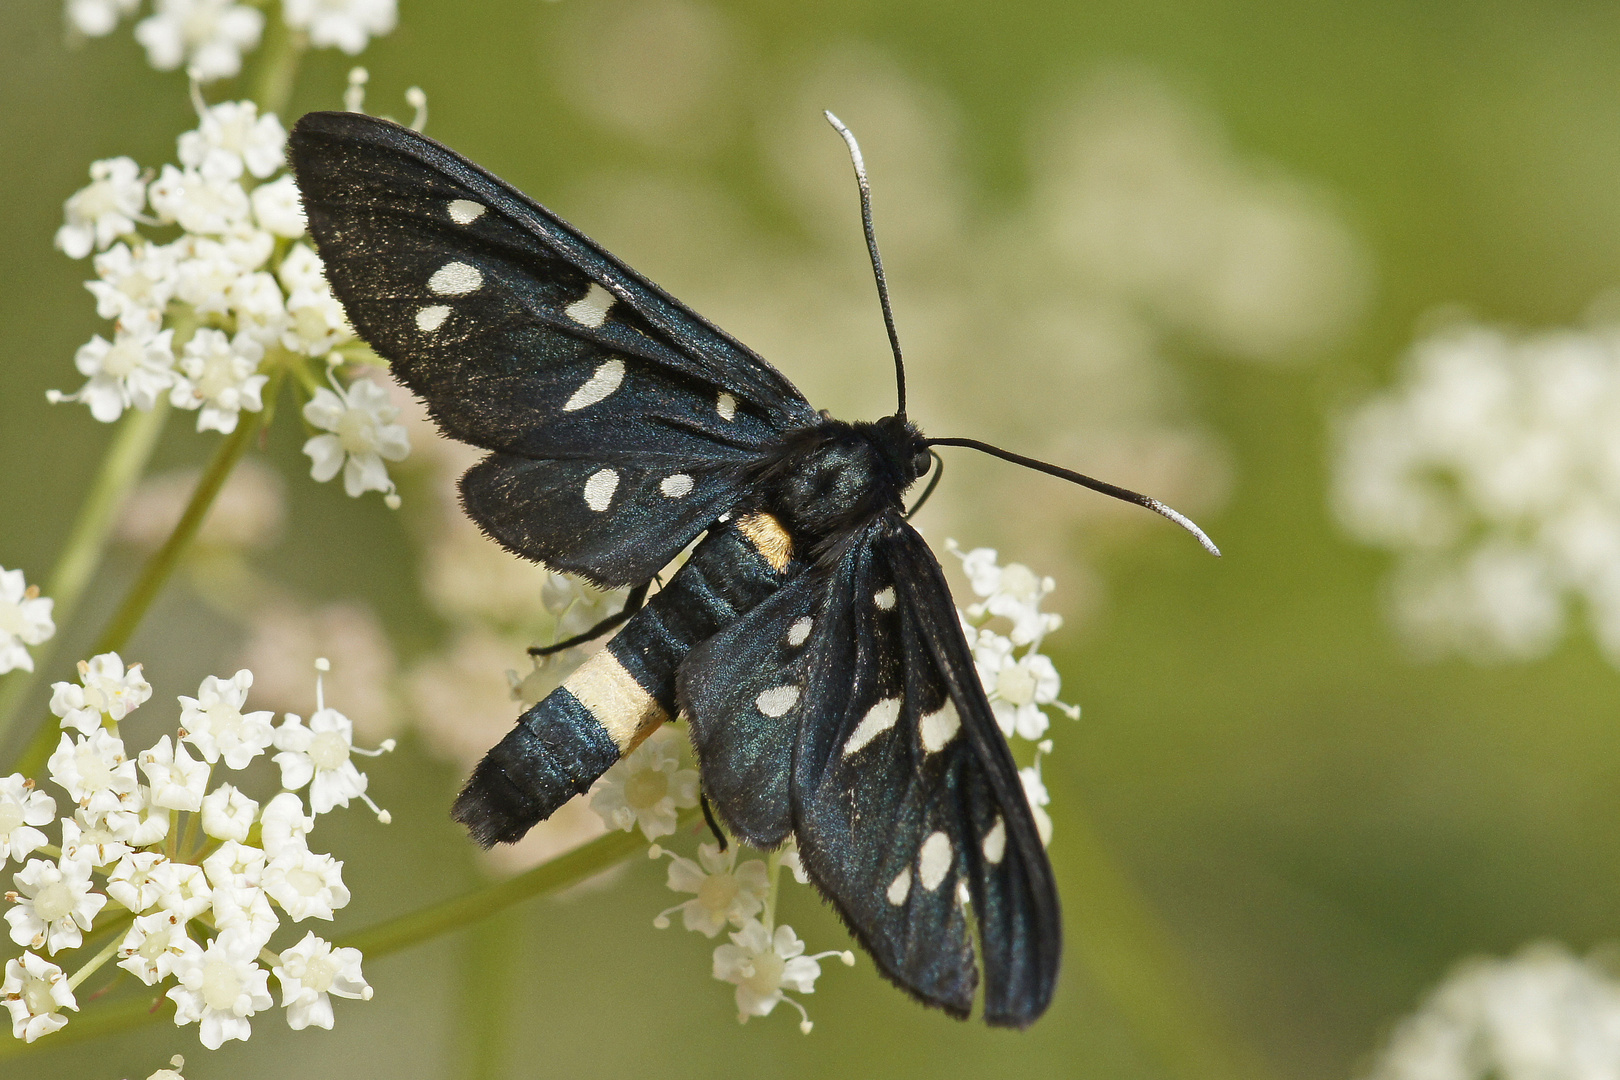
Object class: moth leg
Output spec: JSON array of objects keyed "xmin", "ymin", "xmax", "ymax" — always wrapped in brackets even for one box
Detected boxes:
[
  {"xmin": 700, "ymin": 793, "xmax": 729, "ymax": 852},
  {"xmin": 528, "ymin": 582, "xmax": 649, "ymax": 657}
]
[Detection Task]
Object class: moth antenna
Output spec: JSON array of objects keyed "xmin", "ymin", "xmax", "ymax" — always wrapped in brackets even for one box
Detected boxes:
[
  {"xmin": 824, "ymin": 111, "xmax": 906, "ymax": 419},
  {"xmin": 927, "ymin": 437, "xmax": 1222, "ymax": 557}
]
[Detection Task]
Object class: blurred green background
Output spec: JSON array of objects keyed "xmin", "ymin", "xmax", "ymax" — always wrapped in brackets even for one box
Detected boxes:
[{"xmin": 7, "ymin": 0, "xmax": 1620, "ymax": 1078}]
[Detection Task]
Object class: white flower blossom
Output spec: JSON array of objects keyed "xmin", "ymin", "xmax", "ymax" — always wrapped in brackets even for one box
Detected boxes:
[
  {"xmin": 210, "ymin": 885, "xmax": 278, "ymax": 949},
  {"xmin": 138, "ymin": 736, "xmax": 210, "ymax": 813},
  {"xmin": 60, "ymin": 814, "xmax": 131, "ymax": 868},
  {"xmin": 276, "ymin": 242, "xmax": 329, "ymax": 294},
  {"xmin": 106, "ymin": 851, "xmax": 171, "ymax": 913},
  {"xmin": 590, "ymin": 726, "xmax": 699, "ymax": 841},
  {"xmin": 1360, "ymin": 942, "xmax": 1620, "ymax": 1080},
  {"xmin": 178, "ymin": 669, "xmax": 275, "ymax": 769},
  {"xmin": 117, "ymin": 910, "xmax": 195, "ymax": 985},
  {"xmin": 1019, "ymin": 743, "xmax": 1054, "ymax": 847},
  {"xmin": 177, "ymin": 102, "xmax": 286, "ymax": 181},
  {"xmin": 273, "ymin": 703, "xmax": 390, "ymax": 816},
  {"xmin": 301, "ymin": 379, "xmax": 410, "ymax": 501},
  {"xmin": 169, "ymin": 328, "xmax": 267, "ymax": 434},
  {"xmin": 55, "ymin": 156, "xmax": 145, "ymax": 260},
  {"xmin": 48, "ymin": 651, "xmax": 152, "ymax": 734},
  {"xmin": 283, "ymin": 284, "xmax": 352, "ymax": 356},
  {"xmin": 0, "ymin": 776, "xmax": 54, "ymax": 865},
  {"xmin": 5, "ymin": 857, "xmax": 105, "ymax": 954},
  {"xmin": 47, "ymin": 326, "xmax": 176, "ymax": 423},
  {"xmin": 85, "ymin": 241, "xmax": 179, "ymax": 332},
  {"xmin": 653, "ymin": 842, "xmax": 769, "ymax": 937},
  {"xmin": 67, "ymin": 0, "xmax": 140, "ymax": 37},
  {"xmin": 973, "ymin": 631, "xmax": 1063, "ymax": 740},
  {"xmin": 142, "ymin": 1055, "xmax": 189, "ymax": 1080},
  {"xmin": 199, "ymin": 784, "xmax": 258, "ymax": 842},
  {"xmin": 201, "ymin": 840, "xmax": 265, "ymax": 890},
  {"xmin": 228, "ymin": 270, "xmax": 290, "ymax": 347},
  {"xmin": 1, "ymin": 952, "xmax": 76, "ymax": 1043},
  {"xmin": 949, "ymin": 542, "xmax": 1063, "ymax": 646},
  {"xmin": 129, "ymin": 791, "xmax": 174, "ymax": 847},
  {"xmin": 261, "ymin": 849, "xmax": 350, "ymax": 922},
  {"xmin": 259, "ymin": 792, "xmax": 314, "ymax": 858},
  {"xmin": 251, "ymin": 174, "xmax": 307, "ymax": 238},
  {"xmin": 47, "ymin": 729, "xmax": 139, "ymax": 821},
  {"xmin": 712, "ymin": 920, "xmax": 847, "ymax": 1031},
  {"xmin": 0, "ymin": 568, "xmax": 55, "ymax": 676},
  {"xmin": 134, "ymin": 0, "xmax": 264, "ymax": 82},
  {"xmin": 274, "ymin": 931, "xmax": 371, "ymax": 1031},
  {"xmin": 166, "ymin": 930, "xmax": 274, "ymax": 1049},
  {"xmin": 147, "ymin": 164, "xmax": 253, "ymax": 236},
  {"xmin": 281, "ymin": 0, "xmax": 397, "ymax": 54},
  {"xmin": 150, "ymin": 860, "xmax": 212, "ymax": 920}
]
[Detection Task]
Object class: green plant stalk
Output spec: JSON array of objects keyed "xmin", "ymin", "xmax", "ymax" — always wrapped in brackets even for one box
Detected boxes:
[
  {"xmin": 1064, "ymin": 803, "xmax": 1280, "ymax": 1080},
  {"xmin": 455, "ymin": 908, "xmax": 519, "ymax": 1080},
  {"xmin": 0, "ymin": 815, "xmax": 694, "ymax": 1061},
  {"xmin": 0, "ymin": 402, "xmax": 169, "ymax": 759},
  {"xmin": 9, "ymin": 372, "xmax": 285, "ymax": 779},
  {"xmin": 251, "ymin": 18, "xmax": 307, "ymax": 118}
]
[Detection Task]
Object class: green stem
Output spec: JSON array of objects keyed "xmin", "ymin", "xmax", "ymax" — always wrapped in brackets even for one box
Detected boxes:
[
  {"xmin": 251, "ymin": 17, "xmax": 307, "ymax": 117},
  {"xmin": 455, "ymin": 909, "xmax": 519, "ymax": 1080},
  {"xmin": 67, "ymin": 920, "xmax": 132, "ymax": 992},
  {"xmin": 0, "ymin": 402, "xmax": 169, "ymax": 760},
  {"xmin": 0, "ymin": 816, "xmax": 691, "ymax": 1061},
  {"xmin": 9, "ymin": 372, "xmax": 284, "ymax": 779},
  {"xmin": 1065, "ymin": 804, "xmax": 1280, "ymax": 1080}
]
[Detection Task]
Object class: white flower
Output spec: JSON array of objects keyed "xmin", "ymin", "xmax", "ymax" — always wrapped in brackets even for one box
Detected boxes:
[
  {"xmin": 134, "ymin": 0, "xmax": 264, "ymax": 82},
  {"xmin": 274, "ymin": 931, "xmax": 371, "ymax": 1031},
  {"xmin": 0, "ymin": 568, "xmax": 55, "ymax": 676},
  {"xmin": 147, "ymin": 164, "xmax": 253, "ymax": 236},
  {"xmin": 150, "ymin": 860, "xmax": 212, "ymax": 920},
  {"xmin": 169, "ymin": 328, "xmax": 267, "ymax": 434},
  {"xmin": 712, "ymin": 920, "xmax": 844, "ymax": 1031},
  {"xmin": 178, "ymin": 669, "xmax": 275, "ymax": 768},
  {"xmin": 199, "ymin": 784, "xmax": 258, "ymax": 842},
  {"xmin": 171, "ymin": 233, "xmax": 274, "ymax": 316},
  {"xmin": 60, "ymin": 814, "xmax": 131, "ymax": 868},
  {"xmin": 948, "ymin": 542, "xmax": 1063, "ymax": 646},
  {"xmin": 283, "ymin": 285, "xmax": 352, "ymax": 356},
  {"xmin": 55, "ymin": 157, "xmax": 145, "ymax": 259},
  {"xmin": 272, "ymin": 706, "xmax": 383, "ymax": 815},
  {"xmin": 5, "ymin": 857, "xmax": 105, "ymax": 954},
  {"xmin": 117, "ymin": 909, "xmax": 195, "ymax": 985},
  {"xmin": 138, "ymin": 736, "xmax": 210, "ymax": 813},
  {"xmin": 210, "ymin": 885, "xmax": 278, "ymax": 949},
  {"xmin": 259, "ymin": 792, "xmax": 314, "ymax": 858},
  {"xmin": 0, "ymin": 775, "xmax": 54, "ymax": 865},
  {"xmin": 177, "ymin": 101, "xmax": 286, "ymax": 181},
  {"xmin": 1020, "ymin": 747, "xmax": 1054, "ymax": 847},
  {"xmin": 1360, "ymin": 942, "xmax": 1620, "ymax": 1080},
  {"xmin": 589, "ymin": 727, "xmax": 699, "ymax": 841},
  {"xmin": 281, "ymin": 0, "xmax": 397, "ymax": 54},
  {"xmin": 201, "ymin": 840, "xmax": 265, "ymax": 890},
  {"xmin": 251, "ymin": 174, "xmax": 306, "ymax": 237},
  {"xmin": 276, "ymin": 242, "xmax": 329, "ymax": 294},
  {"xmin": 47, "ymin": 729, "xmax": 139, "ymax": 820},
  {"xmin": 653, "ymin": 842, "xmax": 769, "ymax": 937},
  {"xmin": 107, "ymin": 851, "xmax": 171, "ymax": 913},
  {"xmin": 301, "ymin": 379, "xmax": 410, "ymax": 501},
  {"xmin": 2, "ymin": 952, "xmax": 76, "ymax": 1043},
  {"xmin": 228, "ymin": 270, "xmax": 290, "ymax": 347},
  {"xmin": 985, "ymin": 650, "xmax": 1061, "ymax": 741},
  {"xmin": 67, "ymin": 0, "xmax": 140, "ymax": 37},
  {"xmin": 129, "ymin": 791, "xmax": 174, "ymax": 847},
  {"xmin": 166, "ymin": 931, "xmax": 274, "ymax": 1049},
  {"xmin": 48, "ymin": 326, "xmax": 176, "ymax": 423},
  {"xmin": 48, "ymin": 652, "xmax": 153, "ymax": 734},
  {"xmin": 142, "ymin": 1055, "xmax": 189, "ymax": 1080},
  {"xmin": 85, "ymin": 241, "xmax": 180, "ymax": 331},
  {"xmin": 262, "ymin": 849, "xmax": 350, "ymax": 922}
]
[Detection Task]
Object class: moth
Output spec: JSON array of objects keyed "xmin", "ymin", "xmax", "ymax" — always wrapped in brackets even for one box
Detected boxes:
[{"xmin": 289, "ymin": 110, "xmax": 1217, "ymax": 1028}]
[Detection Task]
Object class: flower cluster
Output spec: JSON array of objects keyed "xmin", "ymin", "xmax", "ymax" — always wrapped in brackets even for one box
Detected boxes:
[
  {"xmin": 66, "ymin": 0, "xmax": 399, "ymax": 83},
  {"xmin": 1333, "ymin": 316, "xmax": 1620, "ymax": 664},
  {"xmin": 50, "ymin": 99, "xmax": 410, "ymax": 504},
  {"xmin": 1359, "ymin": 942, "xmax": 1620, "ymax": 1080},
  {"xmin": 582, "ymin": 544, "xmax": 1072, "ymax": 1030},
  {"xmin": 2, "ymin": 654, "xmax": 388, "ymax": 1048},
  {"xmin": 0, "ymin": 567, "xmax": 56, "ymax": 677}
]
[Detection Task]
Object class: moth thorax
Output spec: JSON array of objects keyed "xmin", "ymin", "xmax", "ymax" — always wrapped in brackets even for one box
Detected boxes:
[{"xmin": 773, "ymin": 422, "xmax": 911, "ymax": 538}]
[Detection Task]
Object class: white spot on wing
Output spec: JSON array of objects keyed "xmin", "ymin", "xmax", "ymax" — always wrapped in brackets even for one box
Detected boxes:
[
  {"xmin": 448, "ymin": 199, "xmax": 485, "ymax": 225},
  {"xmin": 919, "ymin": 701, "xmax": 961, "ymax": 754},
  {"xmin": 874, "ymin": 587, "xmax": 896, "ymax": 610},
  {"xmin": 918, "ymin": 831, "xmax": 952, "ymax": 891},
  {"xmin": 659, "ymin": 474, "xmax": 694, "ymax": 498},
  {"xmin": 982, "ymin": 817, "xmax": 1006, "ymax": 865},
  {"xmin": 755, "ymin": 685, "xmax": 800, "ymax": 717},
  {"xmin": 842, "ymin": 696, "xmax": 902, "ymax": 757},
  {"xmin": 429, "ymin": 261, "xmax": 482, "ymax": 295},
  {"xmin": 562, "ymin": 358, "xmax": 625, "ymax": 412},
  {"xmin": 415, "ymin": 305, "xmax": 450, "ymax": 332},
  {"xmin": 886, "ymin": 867, "xmax": 911, "ymax": 906},
  {"xmin": 786, "ymin": 617, "xmax": 813, "ymax": 647},
  {"xmin": 716, "ymin": 392, "xmax": 736, "ymax": 421},
  {"xmin": 583, "ymin": 468, "xmax": 618, "ymax": 512},
  {"xmin": 565, "ymin": 283, "xmax": 615, "ymax": 328}
]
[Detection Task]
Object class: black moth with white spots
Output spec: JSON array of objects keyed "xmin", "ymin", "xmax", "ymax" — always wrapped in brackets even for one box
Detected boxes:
[{"xmin": 290, "ymin": 111, "xmax": 1217, "ymax": 1028}]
